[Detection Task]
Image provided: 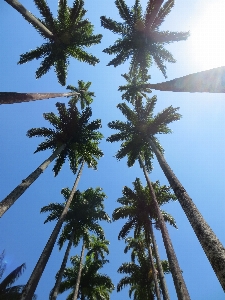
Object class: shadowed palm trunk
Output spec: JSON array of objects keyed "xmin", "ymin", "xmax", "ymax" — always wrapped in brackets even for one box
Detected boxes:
[
  {"xmin": 20, "ymin": 161, "xmax": 85, "ymax": 300},
  {"xmin": 148, "ymin": 137, "xmax": 225, "ymax": 291},
  {"xmin": 50, "ymin": 230, "xmax": 76, "ymax": 300},
  {"xmin": 145, "ymin": 233, "xmax": 161, "ymax": 300},
  {"xmin": 0, "ymin": 92, "xmax": 79, "ymax": 105},
  {"xmin": 139, "ymin": 156, "xmax": 190, "ymax": 300},
  {"xmin": 4, "ymin": 0, "xmax": 53, "ymax": 38},
  {"xmin": 149, "ymin": 219, "xmax": 170, "ymax": 300},
  {"xmin": 73, "ymin": 241, "xmax": 86, "ymax": 300},
  {"xmin": 0, "ymin": 144, "xmax": 66, "ymax": 218}
]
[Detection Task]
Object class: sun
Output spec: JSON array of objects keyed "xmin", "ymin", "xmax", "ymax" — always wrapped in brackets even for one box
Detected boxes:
[{"xmin": 188, "ymin": 0, "xmax": 225, "ymax": 70}]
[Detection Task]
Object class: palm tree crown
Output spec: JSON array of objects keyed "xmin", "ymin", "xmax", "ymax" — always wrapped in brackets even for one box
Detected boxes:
[
  {"xmin": 107, "ymin": 95, "xmax": 181, "ymax": 171},
  {"xmin": 41, "ymin": 187, "xmax": 110, "ymax": 248},
  {"xmin": 101, "ymin": 0, "xmax": 189, "ymax": 77},
  {"xmin": 18, "ymin": 0, "xmax": 102, "ymax": 85},
  {"xmin": 113, "ymin": 177, "xmax": 177, "ymax": 239},
  {"xmin": 27, "ymin": 99, "xmax": 103, "ymax": 176}
]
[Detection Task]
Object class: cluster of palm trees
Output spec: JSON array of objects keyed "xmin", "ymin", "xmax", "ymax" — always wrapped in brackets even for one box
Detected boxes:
[{"xmin": 1, "ymin": 0, "xmax": 225, "ymax": 299}]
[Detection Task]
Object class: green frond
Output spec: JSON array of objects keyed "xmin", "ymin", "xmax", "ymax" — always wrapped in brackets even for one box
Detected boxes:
[
  {"xmin": 0, "ymin": 264, "xmax": 26, "ymax": 290},
  {"xmin": 53, "ymin": 148, "xmax": 68, "ymax": 176},
  {"xmin": 69, "ymin": 0, "xmax": 85, "ymax": 24},
  {"xmin": 68, "ymin": 47, "xmax": 100, "ymax": 65},
  {"xmin": 55, "ymin": 54, "xmax": 68, "ymax": 86},
  {"xmin": 115, "ymin": 0, "xmax": 133, "ymax": 25},
  {"xmin": 33, "ymin": 0, "xmax": 55, "ymax": 32},
  {"xmin": 100, "ymin": 16, "xmax": 127, "ymax": 34},
  {"xmin": 151, "ymin": 0, "xmax": 175, "ymax": 29},
  {"xmin": 18, "ymin": 43, "xmax": 52, "ymax": 65},
  {"xmin": 35, "ymin": 52, "xmax": 55, "ymax": 79}
]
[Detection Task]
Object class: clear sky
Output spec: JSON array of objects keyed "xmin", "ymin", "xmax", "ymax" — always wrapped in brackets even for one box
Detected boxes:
[{"xmin": 1, "ymin": 0, "xmax": 225, "ymax": 299}]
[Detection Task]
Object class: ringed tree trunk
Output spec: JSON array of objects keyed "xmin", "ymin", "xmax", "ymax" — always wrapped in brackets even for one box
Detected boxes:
[
  {"xmin": 0, "ymin": 92, "xmax": 80, "ymax": 105},
  {"xmin": 0, "ymin": 144, "xmax": 66, "ymax": 218},
  {"xmin": 145, "ymin": 232, "xmax": 161, "ymax": 300},
  {"xmin": 4, "ymin": 0, "xmax": 53, "ymax": 39},
  {"xmin": 20, "ymin": 161, "xmax": 85, "ymax": 300},
  {"xmin": 73, "ymin": 240, "xmax": 86, "ymax": 300},
  {"xmin": 50, "ymin": 230, "xmax": 76, "ymax": 300},
  {"xmin": 139, "ymin": 156, "xmax": 190, "ymax": 300},
  {"xmin": 148, "ymin": 220, "xmax": 170, "ymax": 300},
  {"xmin": 148, "ymin": 137, "xmax": 225, "ymax": 291}
]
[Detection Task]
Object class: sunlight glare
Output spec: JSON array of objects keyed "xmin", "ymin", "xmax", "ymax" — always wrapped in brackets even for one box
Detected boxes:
[{"xmin": 189, "ymin": 1, "xmax": 225, "ymax": 70}]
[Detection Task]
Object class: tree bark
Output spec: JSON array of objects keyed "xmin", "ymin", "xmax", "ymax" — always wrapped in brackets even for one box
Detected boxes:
[
  {"xmin": 148, "ymin": 137, "xmax": 225, "ymax": 291},
  {"xmin": 139, "ymin": 156, "xmax": 190, "ymax": 300},
  {"xmin": 20, "ymin": 161, "xmax": 85, "ymax": 300},
  {"xmin": 50, "ymin": 230, "xmax": 76, "ymax": 300},
  {"xmin": 4, "ymin": 0, "xmax": 54, "ymax": 39},
  {"xmin": 145, "ymin": 233, "xmax": 161, "ymax": 300},
  {"xmin": 149, "ymin": 220, "xmax": 170, "ymax": 300},
  {"xmin": 0, "ymin": 92, "xmax": 80, "ymax": 105},
  {"xmin": 73, "ymin": 241, "xmax": 86, "ymax": 300},
  {"xmin": 0, "ymin": 144, "xmax": 66, "ymax": 218}
]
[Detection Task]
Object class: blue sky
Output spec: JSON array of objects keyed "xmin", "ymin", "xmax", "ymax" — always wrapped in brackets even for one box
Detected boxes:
[{"xmin": 1, "ymin": 0, "xmax": 225, "ymax": 299}]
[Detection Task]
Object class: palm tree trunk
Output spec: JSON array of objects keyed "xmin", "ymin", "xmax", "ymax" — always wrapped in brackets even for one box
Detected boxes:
[
  {"xmin": 148, "ymin": 137, "xmax": 225, "ymax": 291},
  {"xmin": 139, "ymin": 156, "xmax": 190, "ymax": 300},
  {"xmin": 73, "ymin": 240, "xmax": 86, "ymax": 300},
  {"xmin": 145, "ymin": 233, "xmax": 161, "ymax": 300},
  {"xmin": 0, "ymin": 92, "xmax": 80, "ymax": 105},
  {"xmin": 50, "ymin": 230, "xmax": 76, "ymax": 300},
  {"xmin": 4, "ymin": 0, "xmax": 53, "ymax": 39},
  {"xmin": 20, "ymin": 161, "xmax": 85, "ymax": 300},
  {"xmin": 0, "ymin": 144, "xmax": 66, "ymax": 218},
  {"xmin": 149, "ymin": 219, "xmax": 170, "ymax": 300}
]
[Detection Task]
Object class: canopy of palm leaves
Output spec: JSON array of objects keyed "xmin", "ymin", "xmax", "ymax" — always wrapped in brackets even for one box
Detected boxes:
[
  {"xmin": 113, "ymin": 178, "xmax": 177, "ymax": 240},
  {"xmin": 107, "ymin": 95, "xmax": 181, "ymax": 171},
  {"xmin": 67, "ymin": 80, "xmax": 95, "ymax": 109},
  {"xmin": 101, "ymin": 0, "xmax": 189, "ymax": 78},
  {"xmin": 59, "ymin": 254, "xmax": 114, "ymax": 300},
  {"xmin": 118, "ymin": 72, "xmax": 152, "ymax": 103},
  {"xmin": 41, "ymin": 187, "xmax": 110, "ymax": 249},
  {"xmin": 0, "ymin": 261, "xmax": 36, "ymax": 300},
  {"xmin": 27, "ymin": 99, "xmax": 103, "ymax": 176},
  {"xmin": 117, "ymin": 234, "xmax": 170, "ymax": 299},
  {"xmin": 18, "ymin": 0, "xmax": 102, "ymax": 85}
]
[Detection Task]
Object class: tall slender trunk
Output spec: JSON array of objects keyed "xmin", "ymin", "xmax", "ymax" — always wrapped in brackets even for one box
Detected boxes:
[
  {"xmin": 149, "ymin": 219, "xmax": 170, "ymax": 300},
  {"xmin": 148, "ymin": 137, "xmax": 225, "ymax": 291},
  {"xmin": 145, "ymin": 233, "xmax": 161, "ymax": 300},
  {"xmin": 4, "ymin": 0, "xmax": 53, "ymax": 39},
  {"xmin": 139, "ymin": 156, "xmax": 190, "ymax": 300},
  {"xmin": 20, "ymin": 161, "xmax": 85, "ymax": 300},
  {"xmin": 73, "ymin": 241, "xmax": 86, "ymax": 300},
  {"xmin": 0, "ymin": 144, "xmax": 66, "ymax": 218},
  {"xmin": 50, "ymin": 230, "xmax": 76, "ymax": 300},
  {"xmin": 0, "ymin": 92, "xmax": 80, "ymax": 105}
]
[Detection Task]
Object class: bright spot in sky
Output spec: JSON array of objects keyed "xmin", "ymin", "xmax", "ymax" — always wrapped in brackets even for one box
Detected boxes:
[{"xmin": 188, "ymin": 1, "xmax": 225, "ymax": 70}]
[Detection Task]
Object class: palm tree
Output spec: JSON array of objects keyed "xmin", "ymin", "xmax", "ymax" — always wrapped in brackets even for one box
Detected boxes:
[
  {"xmin": 0, "ymin": 260, "xmax": 36, "ymax": 300},
  {"xmin": 113, "ymin": 178, "xmax": 177, "ymax": 300},
  {"xmin": 0, "ymin": 79, "xmax": 95, "ymax": 106},
  {"xmin": 5, "ymin": 0, "xmax": 102, "ymax": 85},
  {"xmin": 107, "ymin": 94, "xmax": 225, "ymax": 292},
  {"xmin": 58, "ymin": 239, "xmax": 114, "ymax": 300},
  {"xmin": 40, "ymin": 186, "xmax": 110, "ymax": 300},
  {"xmin": 117, "ymin": 234, "xmax": 170, "ymax": 300},
  {"xmin": 100, "ymin": 0, "xmax": 189, "ymax": 78},
  {"xmin": 122, "ymin": 234, "xmax": 171, "ymax": 300},
  {"xmin": 0, "ymin": 98, "xmax": 103, "ymax": 217}
]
